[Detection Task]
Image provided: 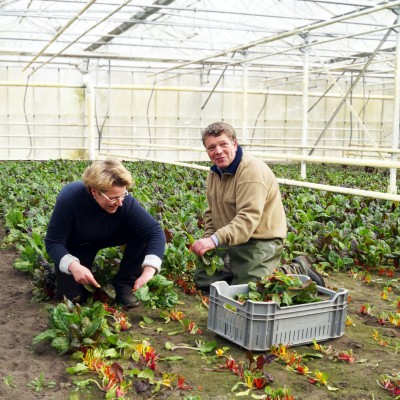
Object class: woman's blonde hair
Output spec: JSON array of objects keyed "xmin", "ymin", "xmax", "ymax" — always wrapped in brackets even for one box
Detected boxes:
[{"xmin": 82, "ymin": 157, "xmax": 133, "ymax": 192}]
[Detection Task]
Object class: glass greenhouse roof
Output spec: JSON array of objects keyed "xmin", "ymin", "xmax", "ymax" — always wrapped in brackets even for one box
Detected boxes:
[{"xmin": 1, "ymin": 0, "xmax": 399, "ymax": 80}]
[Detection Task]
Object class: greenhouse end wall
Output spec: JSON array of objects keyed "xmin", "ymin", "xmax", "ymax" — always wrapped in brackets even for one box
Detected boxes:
[{"xmin": 0, "ymin": 65, "xmax": 394, "ymax": 162}]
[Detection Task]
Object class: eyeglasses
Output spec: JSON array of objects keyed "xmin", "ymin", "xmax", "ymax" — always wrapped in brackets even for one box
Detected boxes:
[{"xmin": 101, "ymin": 190, "xmax": 129, "ymax": 204}]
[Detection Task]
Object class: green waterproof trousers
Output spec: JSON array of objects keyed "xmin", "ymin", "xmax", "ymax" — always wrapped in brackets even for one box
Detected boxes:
[{"xmin": 194, "ymin": 238, "xmax": 284, "ymax": 290}]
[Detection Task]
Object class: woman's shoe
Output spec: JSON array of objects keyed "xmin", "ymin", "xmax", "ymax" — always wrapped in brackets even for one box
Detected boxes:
[{"xmin": 115, "ymin": 292, "xmax": 140, "ymax": 308}]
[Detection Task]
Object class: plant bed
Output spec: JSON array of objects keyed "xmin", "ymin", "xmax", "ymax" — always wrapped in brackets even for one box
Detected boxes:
[
  {"xmin": 1, "ymin": 232, "xmax": 399, "ymax": 399},
  {"xmin": 0, "ymin": 161, "xmax": 399, "ymax": 399}
]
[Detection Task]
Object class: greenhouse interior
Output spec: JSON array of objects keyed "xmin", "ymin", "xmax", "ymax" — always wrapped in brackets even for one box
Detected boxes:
[
  {"xmin": 1, "ymin": 2, "xmax": 400, "ymax": 400},
  {"xmin": 2, "ymin": 1, "xmax": 400, "ymax": 197}
]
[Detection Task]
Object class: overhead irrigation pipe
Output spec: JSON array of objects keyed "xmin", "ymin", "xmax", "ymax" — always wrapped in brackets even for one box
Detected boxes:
[
  {"xmin": 151, "ymin": 0, "xmax": 400, "ymax": 76},
  {"xmin": 22, "ymin": 0, "xmax": 98, "ymax": 73},
  {"xmin": 99, "ymin": 152, "xmax": 400, "ymax": 202}
]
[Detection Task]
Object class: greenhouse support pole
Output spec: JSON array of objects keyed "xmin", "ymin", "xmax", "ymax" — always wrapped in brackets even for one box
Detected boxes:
[
  {"xmin": 82, "ymin": 71, "xmax": 96, "ymax": 161},
  {"xmin": 301, "ymin": 35, "xmax": 310, "ymax": 179},
  {"xmin": 389, "ymin": 10, "xmax": 400, "ymax": 194},
  {"xmin": 242, "ymin": 64, "xmax": 248, "ymax": 143}
]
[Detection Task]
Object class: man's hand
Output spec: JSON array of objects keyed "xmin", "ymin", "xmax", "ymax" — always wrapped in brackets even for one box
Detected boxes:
[
  {"xmin": 133, "ymin": 266, "xmax": 156, "ymax": 290},
  {"xmin": 191, "ymin": 237, "xmax": 216, "ymax": 256},
  {"xmin": 68, "ymin": 261, "xmax": 100, "ymax": 288}
]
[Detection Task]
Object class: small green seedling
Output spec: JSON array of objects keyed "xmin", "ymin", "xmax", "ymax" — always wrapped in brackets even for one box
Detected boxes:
[
  {"xmin": 3, "ymin": 374, "xmax": 16, "ymax": 388},
  {"xmin": 27, "ymin": 373, "xmax": 56, "ymax": 392}
]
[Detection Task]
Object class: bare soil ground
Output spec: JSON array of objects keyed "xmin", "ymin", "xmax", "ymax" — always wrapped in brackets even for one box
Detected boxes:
[
  {"xmin": 0, "ymin": 234, "xmax": 72, "ymax": 399},
  {"xmin": 0, "ymin": 224, "xmax": 399, "ymax": 399}
]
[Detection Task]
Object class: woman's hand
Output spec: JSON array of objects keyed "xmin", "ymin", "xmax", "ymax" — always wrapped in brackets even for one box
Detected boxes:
[
  {"xmin": 68, "ymin": 261, "xmax": 100, "ymax": 288},
  {"xmin": 133, "ymin": 266, "xmax": 156, "ymax": 290}
]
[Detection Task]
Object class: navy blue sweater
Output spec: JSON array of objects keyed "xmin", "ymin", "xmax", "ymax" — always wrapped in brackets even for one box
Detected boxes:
[{"xmin": 45, "ymin": 181, "xmax": 166, "ymax": 267}]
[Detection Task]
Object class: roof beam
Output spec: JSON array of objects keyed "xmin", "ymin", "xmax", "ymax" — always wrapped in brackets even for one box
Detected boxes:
[
  {"xmin": 22, "ymin": 0, "xmax": 97, "ymax": 72},
  {"xmin": 84, "ymin": 0, "xmax": 176, "ymax": 52},
  {"xmin": 152, "ymin": 0, "xmax": 400, "ymax": 76}
]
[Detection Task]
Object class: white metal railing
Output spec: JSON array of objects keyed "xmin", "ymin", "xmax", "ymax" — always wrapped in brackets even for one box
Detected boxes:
[{"xmin": 98, "ymin": 145, "xmax": 400, "ymax": 202}]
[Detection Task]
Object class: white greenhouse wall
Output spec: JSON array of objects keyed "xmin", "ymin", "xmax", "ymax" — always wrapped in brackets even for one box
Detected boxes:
[{"xmin": 0, "ymin": 64, "xmax": 395, "ymax": 163}]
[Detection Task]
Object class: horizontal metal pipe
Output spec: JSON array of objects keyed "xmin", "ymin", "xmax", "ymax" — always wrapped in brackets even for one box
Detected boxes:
[
  {"xmin": 101, "ymin": 142, "xmax": 400, "ymax": 167},
  {"xmin": 251, "ymin": 152, "xmax": 400, "ymax": 169},
  {"xmin": 0, "ymin": 146, "xmax": 88, "ymax": 150},
  {"xmin": 0, "ymin": 122, "xmax": 386, "ymax": 133},
  {"xmin": 100, "ymin": 152, "xmax": 400, "ymax": 201},
  {"xmin": 278, "ymin": 178, "xmax": 400, "ymax": 202},
  {"xmin": 99, "ymin": 152, "xmax": 210, "ymax": 171},
  {"xmin": 242, "ymin": 143, "xmax": 400, "ymax": 153},
  {"xmin": 0, "ymin": 80, "xmax": 394, "ymax": 100},
  {"xmin": 102, "ymin": 141, "xmax": 204, "ymax": 152}
]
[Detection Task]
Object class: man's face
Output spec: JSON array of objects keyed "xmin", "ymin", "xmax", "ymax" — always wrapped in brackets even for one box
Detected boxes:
[{"xmin": 204, "ymin": 133, "xmax": 238, "ymax": 169}]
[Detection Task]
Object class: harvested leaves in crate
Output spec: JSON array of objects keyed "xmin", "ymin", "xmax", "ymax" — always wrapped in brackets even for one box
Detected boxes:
[{"xmin": 236, "ymin": 271, "xmax": 323, "ymax": 306}]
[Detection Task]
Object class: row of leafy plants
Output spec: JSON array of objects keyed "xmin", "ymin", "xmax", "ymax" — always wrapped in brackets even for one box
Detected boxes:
[
  {"xmin": 1, "ymin": 161, "xmax": 399, "ymax": 293},
  {"xmin": 0, "ymin": 160, "xmax": 399, "ymax": 399}
]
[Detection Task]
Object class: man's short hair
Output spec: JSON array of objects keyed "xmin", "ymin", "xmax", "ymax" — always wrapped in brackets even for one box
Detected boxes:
[{"xmin": 201, "ymin": 122, "xmax": 236, "ymax": 145}]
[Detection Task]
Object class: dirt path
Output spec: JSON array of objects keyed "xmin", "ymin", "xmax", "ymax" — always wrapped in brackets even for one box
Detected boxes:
[{"xmin": 0, "ymin": 230, "xmax": 71, "ymax": 400}]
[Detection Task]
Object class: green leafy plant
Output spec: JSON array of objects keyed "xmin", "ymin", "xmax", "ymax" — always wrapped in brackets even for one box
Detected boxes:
[
  {"xmin": 3, "ymin": 374, "xmax": 16, "ymax": 388},
  {"xmin": 31, "ymin": 256, "xmax": 56, "ymax": 302},
  {"xmin": 195, "ymin": 248, "xmax": 225, "ymax": 276},
  {"xmin": 134, "ymin": 274, "xmax": 179, "ymax": 309},
  {"xmin": 378, "ymin": 371, "xmax": 400, "ymax": 397},
  {"xmin": 32, "ymin": 299, "xmax": 118, "ymax": 355},
  {"xmin": 27, "ymin": 373, "xmax": 56, "ymax": 392}
]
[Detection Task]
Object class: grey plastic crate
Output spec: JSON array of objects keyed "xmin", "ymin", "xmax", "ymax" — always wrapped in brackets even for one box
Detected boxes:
[{"xmin": 207, "ymin": 275, "xmax": 348, "ymax": 351}]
